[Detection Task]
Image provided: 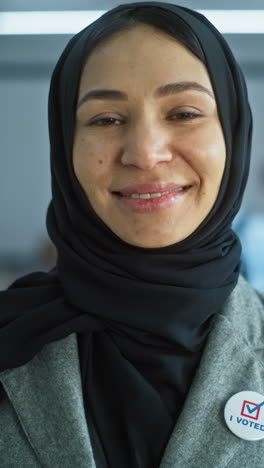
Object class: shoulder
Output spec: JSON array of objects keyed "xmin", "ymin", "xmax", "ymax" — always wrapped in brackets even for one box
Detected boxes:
[{"xmin": 220, "ymin": 274, "xmax": 264, "ymax": 349}]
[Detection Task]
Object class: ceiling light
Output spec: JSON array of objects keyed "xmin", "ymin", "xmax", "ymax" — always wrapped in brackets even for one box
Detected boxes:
[{"xmin": 1, "ymin": 10, "xmax": 264, "ymax": 35}]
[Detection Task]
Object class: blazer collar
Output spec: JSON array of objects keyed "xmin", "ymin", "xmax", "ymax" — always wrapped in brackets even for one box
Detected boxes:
[
  {"xmin": 0, "ymin": 333, "xmax": 96, "ymax": 467},
  {"xmin": 160, "ymin": 276, "xmax": 264, "ymax": 467}
]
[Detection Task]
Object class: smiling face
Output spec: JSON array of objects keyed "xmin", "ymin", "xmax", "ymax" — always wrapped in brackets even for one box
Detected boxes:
[{"xmin": 73, "ymin": 25, "xmax": 226, "ymax": 248}]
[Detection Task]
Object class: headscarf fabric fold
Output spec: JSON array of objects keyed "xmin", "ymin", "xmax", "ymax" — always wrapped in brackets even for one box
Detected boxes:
[{"xmin": 0, "ymin": 3, "xmax": 252, "ymax": 467}]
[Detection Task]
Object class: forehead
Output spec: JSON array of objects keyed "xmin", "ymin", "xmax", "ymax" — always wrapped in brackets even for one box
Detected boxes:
[{"xmin": 78, "ymin": 25, "xmax": 213, "ymax": 94}]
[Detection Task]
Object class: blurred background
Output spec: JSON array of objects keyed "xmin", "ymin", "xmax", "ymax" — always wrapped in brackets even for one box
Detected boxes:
[{"xmin": 0, "ymin": 0, "xmax": 263, "ymax": 291}]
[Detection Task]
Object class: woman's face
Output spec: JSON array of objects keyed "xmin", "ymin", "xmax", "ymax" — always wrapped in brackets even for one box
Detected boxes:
[{"xmin": 73, "ymin": 25, "xmax": 226, "ymax": 248}]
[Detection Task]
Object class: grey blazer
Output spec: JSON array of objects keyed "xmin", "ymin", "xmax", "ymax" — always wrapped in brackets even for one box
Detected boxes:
[{"xmin": 1, "ymin": 275, "xmax": 264, "ymax": 468}]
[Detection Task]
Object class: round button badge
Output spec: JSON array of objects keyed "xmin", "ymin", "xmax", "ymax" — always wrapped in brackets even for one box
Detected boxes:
[{"xmin": 224, "ymin": 391, "xmax": 264, "ymax": 441}]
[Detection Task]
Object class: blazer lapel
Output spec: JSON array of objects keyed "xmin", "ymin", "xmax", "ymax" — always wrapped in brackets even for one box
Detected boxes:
[
  {"xmin": 160, "ymin": 277, "xmax": 264, "ymax": 468},
  {"xmin": 0, "ymin": 333, "xmax": 96, "ymax": 468}
]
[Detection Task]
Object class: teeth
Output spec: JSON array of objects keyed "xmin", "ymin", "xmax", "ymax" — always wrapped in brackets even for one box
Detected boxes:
[{"xmin": 121, "ymin": 188, "xmax": 186, "ymax": 198}]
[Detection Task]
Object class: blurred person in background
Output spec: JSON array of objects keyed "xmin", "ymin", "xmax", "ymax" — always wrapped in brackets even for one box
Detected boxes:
[{"xmin": 0, "ymin": 3, "xmax": 264, "ymax": 467}]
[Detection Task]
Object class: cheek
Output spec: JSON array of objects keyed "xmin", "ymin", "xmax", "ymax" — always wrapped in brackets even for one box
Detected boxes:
[
  {"xmin": 73, "ymin": 136, "xmax": 103, "ymax": 170},
  {"xmin": 72, "ymin": 134, "xmax": 113, "ymax": 196},
  {"xmin": 185, "ymin": 124, "xmax": 226, "ymax": 184}
]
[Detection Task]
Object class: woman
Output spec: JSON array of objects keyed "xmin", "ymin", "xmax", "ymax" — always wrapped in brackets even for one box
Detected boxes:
[{"xmin": 0, "ymin": 2, "xmax": 263, "ymax": 467}]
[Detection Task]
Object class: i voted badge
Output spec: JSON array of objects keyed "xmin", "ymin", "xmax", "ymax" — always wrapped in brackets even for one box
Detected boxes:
[{"xmin": 224, "ymin": 391, "xmax": 264, "ymax": 441}]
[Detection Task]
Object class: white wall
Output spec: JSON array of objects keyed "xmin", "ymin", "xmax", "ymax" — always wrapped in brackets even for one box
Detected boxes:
[
  {"xmin": 0, "ymin": 77, "xmax": 51, "ymax": 256},
  {"xmin": 244, "ymin": 77, "xmax": 264, "ymax": 212}
]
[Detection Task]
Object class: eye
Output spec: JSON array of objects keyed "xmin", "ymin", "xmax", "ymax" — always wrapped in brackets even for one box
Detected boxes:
[
  {"xmin": 89, "ymin": 117, "xmax": 124, "ymax": 126},
  {"xmin": 170, "ymin": 111, "xmax": 202, "ymax": 121}
]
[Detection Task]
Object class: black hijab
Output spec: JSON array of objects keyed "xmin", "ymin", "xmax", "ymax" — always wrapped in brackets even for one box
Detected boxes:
[{"xmin": 0, "ymin": 3, "xmax": 252, "ymax": 467}]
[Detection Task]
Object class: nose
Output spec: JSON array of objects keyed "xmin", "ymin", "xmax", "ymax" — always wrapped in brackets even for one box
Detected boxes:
[{"xmin": 120, "ymin": 120, "xmax": 173, "ymax": 170}]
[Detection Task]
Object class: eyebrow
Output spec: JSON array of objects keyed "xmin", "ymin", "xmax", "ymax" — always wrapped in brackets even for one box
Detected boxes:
[{"xmin": 77, "ymin": 81, "xmax": 214, "ymax": 109}]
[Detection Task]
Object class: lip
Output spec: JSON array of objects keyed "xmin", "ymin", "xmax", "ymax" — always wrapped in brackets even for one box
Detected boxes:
[{"xmin": 113, "ymin": 182, "xmax": 192, "ymax": 213}]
